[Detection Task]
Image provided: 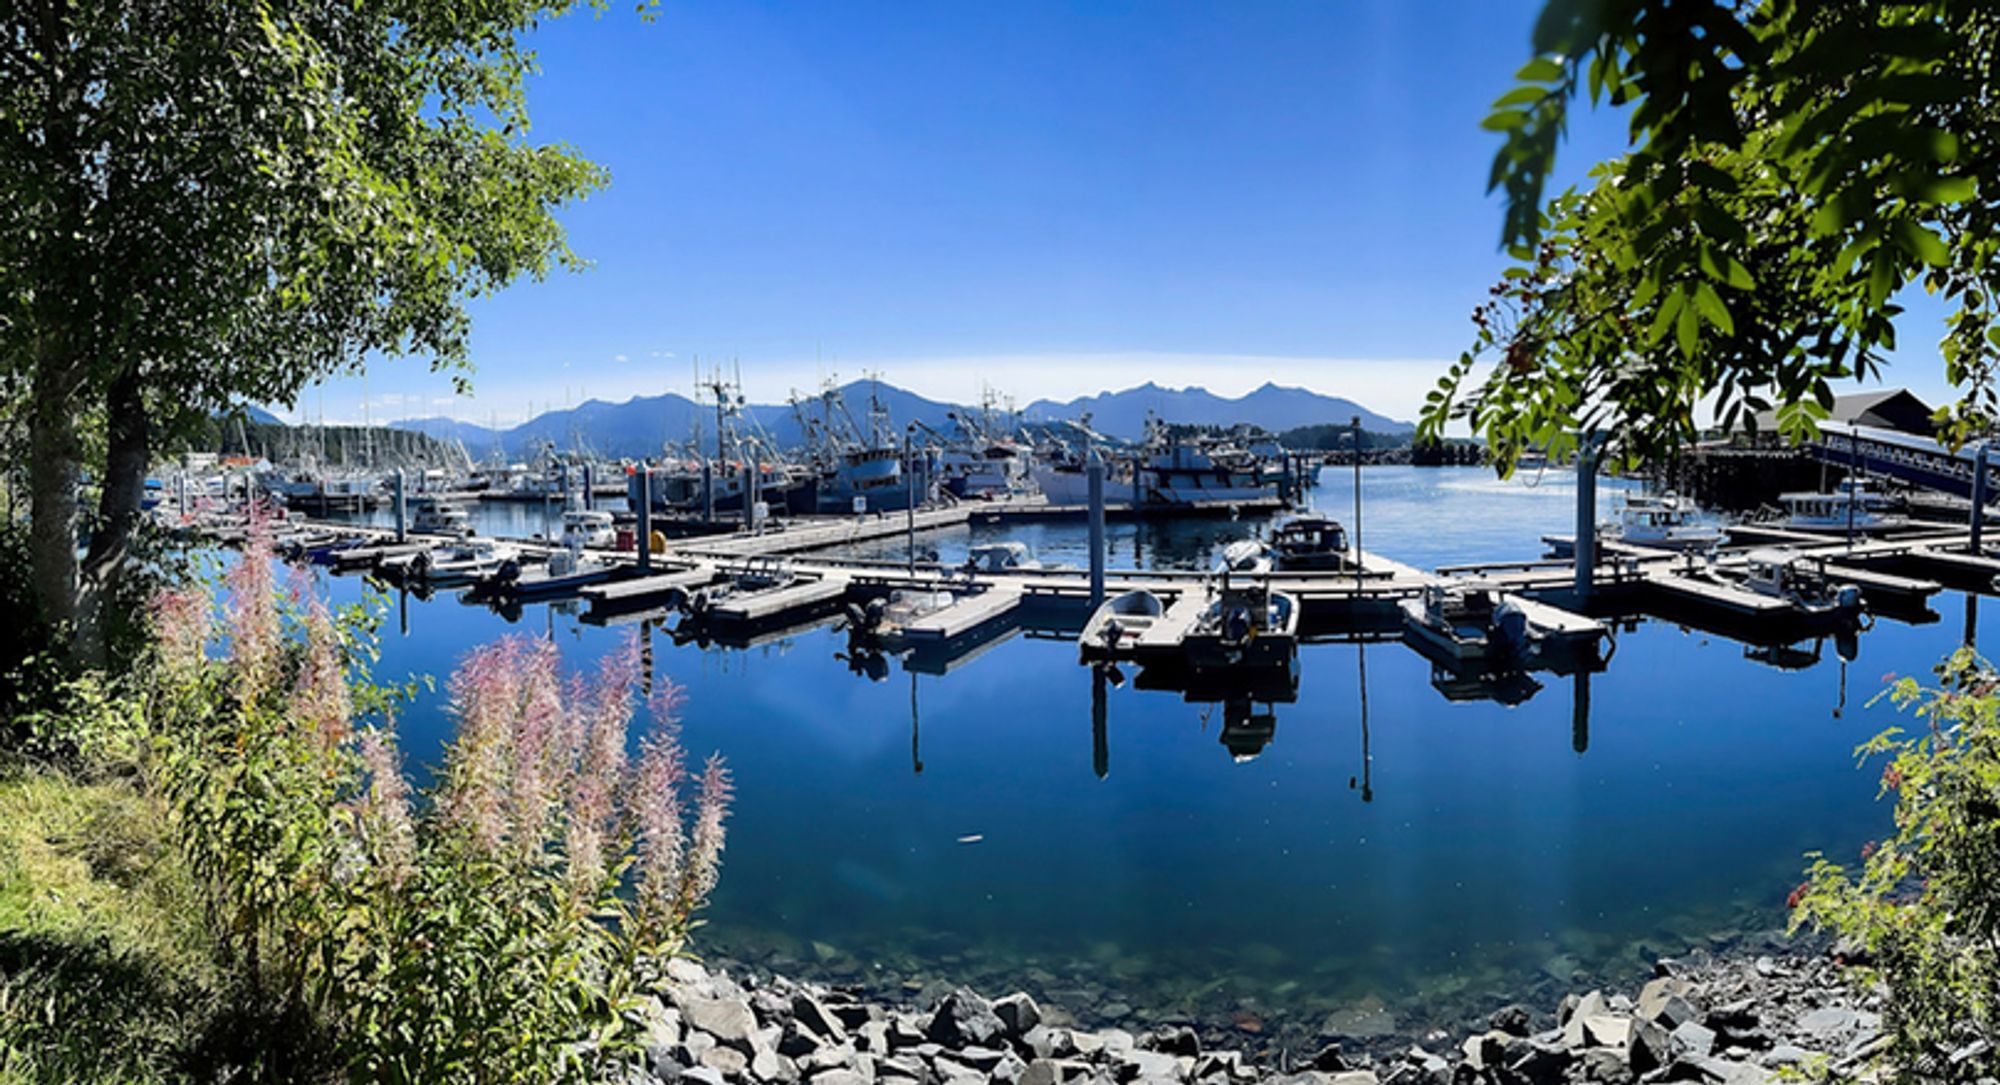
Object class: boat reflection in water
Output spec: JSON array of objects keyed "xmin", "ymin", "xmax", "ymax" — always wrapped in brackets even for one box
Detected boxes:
[{"xmin": 1127, "ymin": 656, "xmax": 1300, "ymax": 764}]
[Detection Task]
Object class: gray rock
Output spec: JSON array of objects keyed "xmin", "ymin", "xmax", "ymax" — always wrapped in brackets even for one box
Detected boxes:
[
  {"xmin": 1490, "ymin": 1004, "xmax": 1535, "ymax": 1037},
  {"xmin": 801, "ymin": 1043, "xmax": 858, "ymax": 1074},
  {"xmin": 1023, "ymin": 1026, "xmax": 1070, "ymax": 1060},
  {"xmin": 1306, "ymin": 1042, "xmax": 1346, "ymax": 1072},
  {"xmin": 1627, "ymin": 1017, "xmax": 1671, "ymax": 1074},
  {"xmin": 809, "ymin": 1072, "xmax": 870, "ymax": 1085},
  {"xmin": 1461, "ymin": 1031, "xmax": 1510, "ymax": 1071},
  {"xmin": 1506, "ymin": 1039, "xmax": 1571, "ymax": 1085},
  {"xmin": 995, "ymin": 993, "xmax": 1045, "ymax": 1037},
  {"xmin": 1795, "ymin": 1007, "xmax": 1857, "ymax": 1041},
  {"xmin": 1636, "ymin": 979, "xmax": 1691, "ymax": 1025},
  {"xmin": 1669, "ymin": 1054, "xmax": 1766, "ymax": 1085},
  {"xmin": 1020, "ymin": 1058, "xmax": 1092, "ymax": 1085},
  {"xmin": 1193, "ymin": 1051, "xmax": 1242, "ymax": 1079},
  {"xmin": 1149, "ymin": 1027, "xmax": 1200, "ymax": 1058},
  {"xmin": 681, "ymin": 1069, "xmax": 728, "ymax": 1085},
  {"xmin": 876, "ymin": 1055, "xmax": 925, "ymax": 1081},
  {"xmin": 699, "ymin": 1046, "xmax": 749, "ymax": 1078},
  {"xmin": 680, "ymin": 1031, "xmax": 718, "ymax": 1065},
  {"xmin": 1569, "ymin": 1047, "xmax": 1634, "ymax": 1085},
  {"xmin": 1323, "ymin": 1000, "xmax": 1398, "ymax": 1040},
  {"xmin": 1327, "ymin": 1073, "xmax": 1379, "ymax": 1085},
  {"xmin": 1101, "ymin": 1028, "xmax": 1137, "ymax": 1056},
  {"xmin": 666, "ymin": 958, "xmax": 711, "ymax": 987},
  {"xmin": 686, "ymin": 998, "xmax": 761, "ymax": 1051},
  {"xmin": 1119, "ymin": 1049, "xmax": 1183, "ymax": 1081},
  {"xmin": 794, "ymin": 992, "xmax": 851, "ymax": 1045},
  {"xmin": 1561, "ymin": 992, "xmax": 1608, "ymax": 1047},
  {"xmin": 753, "ymin": 1048, "xmax": 801, "ymax": 1083},
  {"xmin": 954, "ymin": 1046, "xmax": 1009, "ymax": 1073},
  {"xmin": 927, "ymin": 988, "xmax": 1006, "ymax": 1049},
  {"xmin": 1671, "ymin": 1021, "xmax": 1717, "ymax": 1059}
]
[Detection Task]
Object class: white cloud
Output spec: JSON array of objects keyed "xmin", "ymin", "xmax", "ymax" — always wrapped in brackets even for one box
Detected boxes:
[{"xmin": 613, "ymin": 353, "xmax": 630, "ymax": 363}]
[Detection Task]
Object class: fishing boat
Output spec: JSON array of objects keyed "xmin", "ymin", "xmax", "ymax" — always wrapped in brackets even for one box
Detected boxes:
[
  {"xmin": 1601, "ymin": 492, "xmax": 1724, "ymax": 551},
  {"xmin": 1132, "ymin": 418, "xmax": 1280, "ymax": 508},
  {"xmin": 1774, "ymin": 480, "xmax": 1908, "ymax": 534},
  {"xmin": 560, "ymin": 508, "xmax": 617, "ymax": 550},
  {"xmin": 411, "ymin": 497, "xmax": 473, "ymax": 537},
  {"xmin": 1270, "ymin": 514, "xmax": 1352, "ymax": 572}
]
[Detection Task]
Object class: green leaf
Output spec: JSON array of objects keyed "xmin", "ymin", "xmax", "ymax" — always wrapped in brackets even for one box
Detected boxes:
[
  {"xmin": 1516, "ymin": 56, "xmax": 1565, "ymax": 84},
  {"xmin": 1676, "ymin": 301, "xmax": 1701, "ymax": 360},
  {"xmin": 1493, "ymin": 86, "xmax": 1548, "ymax": 108},
  {"xmin": 1692, "ymin": 283, "xmax": 1735, "ymax": 336},
  {"xmin": 1895, "ymin": 221, "xmax": 1949, "ymax": 267},
  {"xmin": 1482, "ymin": 110, "xmax": 1531, "ymax": 132}
]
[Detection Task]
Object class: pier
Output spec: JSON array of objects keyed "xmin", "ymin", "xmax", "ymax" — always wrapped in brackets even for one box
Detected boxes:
[{"xmin": 183, "ymin": 470, "xmax": 1996, "ymax": 696}]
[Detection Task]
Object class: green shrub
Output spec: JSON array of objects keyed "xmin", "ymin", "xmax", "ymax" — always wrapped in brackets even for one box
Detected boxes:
[{"xmin": 1794, "ymin": 648, "xmax": 2000, "ymax": 1081}]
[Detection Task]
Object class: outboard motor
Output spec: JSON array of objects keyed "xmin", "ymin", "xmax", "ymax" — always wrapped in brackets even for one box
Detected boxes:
[
  {"xmin": 1494, "ymin": 599, "xmax": 1533, "ymax": 660},
  {"xmin": 493, "ymin": 557, "xmax": 522, "ymax": 585},
  {"xmin": 1835, "ymin": 585, "xmax": 1863, "ymax": 613},
  {"xmin": 1835, "ymin": 628, "xmax": 1860, "ymax": 662},
  {"xmin": 1223, "ymin": 605, "xmax": 1253, "ymax": 645}
]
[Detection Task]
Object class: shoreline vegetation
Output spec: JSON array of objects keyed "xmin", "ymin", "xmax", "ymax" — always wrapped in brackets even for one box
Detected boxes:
[{"xmin": 0, "ymin": 523, "xmax": 1992, "ymax": 1082}]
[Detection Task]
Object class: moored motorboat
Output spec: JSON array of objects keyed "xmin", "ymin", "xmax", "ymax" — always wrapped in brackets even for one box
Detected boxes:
[
  {"xmin": 1078, "ymin": 590, "xmax": 1167, "ymax": 662},
  {"xmin": 1270, "ymin": 514, "xmax": 1352, "ymax": 572}
]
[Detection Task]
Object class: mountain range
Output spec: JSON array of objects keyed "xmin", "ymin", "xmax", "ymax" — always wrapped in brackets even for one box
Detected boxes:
[{"xmin": 379, "ymin": 379, "xmax": 1409, "ymax": 460}]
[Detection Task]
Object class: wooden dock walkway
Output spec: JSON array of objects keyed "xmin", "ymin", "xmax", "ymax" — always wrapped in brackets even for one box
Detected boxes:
[{"xmin": 899, "ymin": 587, "xmax": 1025, "ymax": 644}]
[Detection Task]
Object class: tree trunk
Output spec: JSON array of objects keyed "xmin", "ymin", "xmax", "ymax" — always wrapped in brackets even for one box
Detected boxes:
[
  {"xmin": 26, "ymin": 349, "xmax": 81, "ymax": 637},
  {"xmin": 78, "ymin": 364, "xmax": 149, "ymax": 664}
]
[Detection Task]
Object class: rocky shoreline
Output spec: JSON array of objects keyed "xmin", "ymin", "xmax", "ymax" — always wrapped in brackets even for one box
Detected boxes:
[{"xmin": 621, "ymin": 942, "xmax": 1887, "ymax": 1085}]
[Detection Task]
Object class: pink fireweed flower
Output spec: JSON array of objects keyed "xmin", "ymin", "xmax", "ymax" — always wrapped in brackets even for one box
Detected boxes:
[
  {"xmin": 504, "ymin": 639, "xmax": 566, "ymax": 861},
  {"xmin": 683, "ymin": 753, "xmax": 734, "ymax": 912},
  {"xmin": 224, "ymin": 528, "xmax": 281, "ymax": 697},
  {"xmin": 294, "ymin": 596, "xmax": 351, "ymax": 755},
  {"xmin": 150, "ymin": 584, "xmax": 213, "ymax": 675},
  {"xmin": 566, "ymin": 636, "xmax": 639, "ymax": 886},
  {"xmin": 441, "ymin": 638, "xmax": 531, "ymax": 857},
  {"xmin": 356, "ymin": 728, "xmax": 416, "ymax": 888},
  {"xmin": 631, "ymin": 730, "xmax": 688, "ymax": 935}
]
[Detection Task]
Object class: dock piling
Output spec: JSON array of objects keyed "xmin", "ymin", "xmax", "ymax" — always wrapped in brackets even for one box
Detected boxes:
[
  {"xmin": 1973, "ymin": 441, "xmax": 1991, "ymax": 554},
  {"xmin": 583, "ymin": 464, "xmax": 595, "ymax": 512},
  {"xmin": 1351, "ymin": 417, "xmax": 1364, "ymax": 591},
  {"xmin": 393, "ymin": 468, "xmax": 407, "ymax": 542},
  {"xmin": 1573, "ymin": 439, "xmax": 1597, "ymax": 604},
  {"xmin": 905, "ymin": 429, "xmax": 916, "ymax": 575},
  {"xmin": 637, "ymin": 467, "xmax": 653, "ymax": 572},
  {"xmin": 1088, "ymin": 450, "xmax": 1107, "ymax": 606}
]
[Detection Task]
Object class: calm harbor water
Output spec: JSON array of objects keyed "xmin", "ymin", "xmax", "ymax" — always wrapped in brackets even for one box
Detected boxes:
[{"xmin": 307, "ymin": 466, "xmax": 1959, "ymax": 1043}]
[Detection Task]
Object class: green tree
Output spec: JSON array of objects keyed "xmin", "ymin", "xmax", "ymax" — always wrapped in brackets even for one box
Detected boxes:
[
  {"xmin": 0, "ymin": 0, "xmax": 606, "ymax": 659},
  {"xmin": 1419, "ymin": 0, "xmax": 1998, "ymax": 472}
]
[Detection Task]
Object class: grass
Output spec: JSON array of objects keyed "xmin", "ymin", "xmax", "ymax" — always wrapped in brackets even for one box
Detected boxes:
[{"xmin": 0, "ymin": 760, "xmax": 219, "ymax": 1084}]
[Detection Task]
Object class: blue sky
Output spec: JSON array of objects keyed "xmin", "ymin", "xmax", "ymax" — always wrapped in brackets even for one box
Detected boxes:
[{"xmin": 294, "ymin": 1, "xmax": 1951, "ymax": 427}]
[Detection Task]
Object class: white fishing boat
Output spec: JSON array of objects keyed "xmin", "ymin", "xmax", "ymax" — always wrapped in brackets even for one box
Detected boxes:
[
  {"xmin": 1775, "ymin": 480, "xmax": 1908, "ymax": 534},
  {"xmin": 1601, "ymin": 492, "xmax": 1723, "ymax": 551},
  {"xmin": 411, "ymin": 498, "xmax": 473, "ymax": 537},
  {"xmin": 560, "ymin": 508, "xmax": 617, "ymax": 550},
  {"xmin": 1270, "ymin": 514, "xmax": 1352, "ymax": 572}
]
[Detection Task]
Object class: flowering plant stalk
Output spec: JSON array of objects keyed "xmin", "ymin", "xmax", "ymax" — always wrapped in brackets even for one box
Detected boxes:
[{"xmin": 145, "ymin": 527, "xmax": 731, "ymax": 1084}]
